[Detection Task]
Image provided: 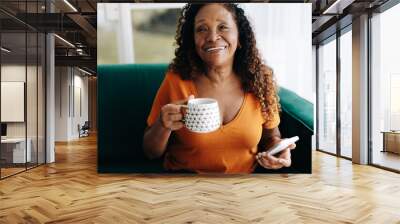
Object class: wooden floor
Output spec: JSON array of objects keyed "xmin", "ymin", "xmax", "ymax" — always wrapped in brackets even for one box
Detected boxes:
[
  {"xmin": 0, "ymin": 167, "xmax": 26, "ymax": 178},
  {"xmin": 372, "ymin": 150, "xmax": 400, "ymax": 171},
  {"xmin": 1, "ymin": 135, "xmax": 400, "ymax": 223},
  {"xmin": 1, "ymin": 162, "xmax": 45, "ymax": 178}
]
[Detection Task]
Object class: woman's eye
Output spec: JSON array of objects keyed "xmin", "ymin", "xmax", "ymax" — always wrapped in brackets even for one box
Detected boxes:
[
  {"xmin": 219, "ymin": 25, "xmax": 229, "ymax": 30},
  {"xmin": 196, "ymin": 27, "xmax": 207, "ymax": 32}
]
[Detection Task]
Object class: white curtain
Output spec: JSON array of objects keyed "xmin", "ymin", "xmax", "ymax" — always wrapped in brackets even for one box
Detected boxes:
[{"xmin": 241, "ymin": 3, "xmax": 313, "ymax": 102}]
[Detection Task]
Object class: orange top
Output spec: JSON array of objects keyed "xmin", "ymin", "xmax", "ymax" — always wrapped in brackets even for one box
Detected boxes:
[{"xmin": 147, "ymin": 72, "xmax": 280, "ymax": 173}]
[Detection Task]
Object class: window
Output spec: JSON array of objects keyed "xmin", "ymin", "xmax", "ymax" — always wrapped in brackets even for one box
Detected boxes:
[
  {"xmin": 317, "ymin": 36, "xmax": 337, "ymax": 155},
  {"xmin": 339, "ymin": 29, "xmax": 352, "ymax": 158},
  {"xmin": 371, "ymin": 2, "xmax": 400, "ymax": 171},
  {"xmin": 97, "ymin": 3, "xmax": 182, "ymax": 64},
  {"xmin": 0, "ymin": 2, "xmax": 46, "ymax": 179},
  {"xmin": 390, "ymin": 74, "xmax": 400, "ymax": 130},
  {"xmin": 131, "ymin": 8, "xmax": 180, "ymax": 63}
]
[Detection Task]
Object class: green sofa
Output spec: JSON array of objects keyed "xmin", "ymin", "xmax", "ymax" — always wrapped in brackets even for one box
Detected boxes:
[{"xmin": 97, "ymin": 64, "xmax": 313, "ymax": 173}]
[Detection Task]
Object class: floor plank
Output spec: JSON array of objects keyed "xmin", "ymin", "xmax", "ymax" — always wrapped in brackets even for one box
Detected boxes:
[{"xmin": 1, "ymin": 135, "xmax": 400, "ymax": 223}]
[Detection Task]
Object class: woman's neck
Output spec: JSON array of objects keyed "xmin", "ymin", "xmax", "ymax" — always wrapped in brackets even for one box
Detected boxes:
[{"xmin": 204, "ymin": 66, "xmax": 235, "ymax": 86}]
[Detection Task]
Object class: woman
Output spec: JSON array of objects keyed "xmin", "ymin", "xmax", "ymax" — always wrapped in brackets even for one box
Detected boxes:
[{"xmin": 143, "ymin": 3, "xmax": 296, "ymax": 173}]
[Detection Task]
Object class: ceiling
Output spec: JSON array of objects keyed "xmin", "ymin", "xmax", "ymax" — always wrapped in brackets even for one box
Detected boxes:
[
  {"xmin": 1, "ymin": 0, "xmax": 97, "ymax": 74},
  {"xmin": 0, "ymin": 0, "xmax": 394, "ymax": 75},
  {"xmin": 310, "ymin": 0, "xmax": 390, "ymax": 44}
]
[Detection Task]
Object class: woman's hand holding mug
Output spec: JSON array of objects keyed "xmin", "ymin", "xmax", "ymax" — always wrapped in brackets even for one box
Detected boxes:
[{"xmin": 159, "ymin": 95, "xmax": 194, "ymax": 131}]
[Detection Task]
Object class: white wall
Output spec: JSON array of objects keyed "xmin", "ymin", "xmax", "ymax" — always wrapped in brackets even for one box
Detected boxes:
[
  {"xmin": 1, "ymin": 63, "xmax": 46, "ymax": 164},
  {"xmin": 55, "ymin": 67, "xmax": 69, "ymax": 141},
  {"xmin": 55, "ymin": 67, "xmax": 89, "ymax": 141},
  {"xmin": 1, "ymin": 65, "xmax": 26, "ymax": 140},
  {"xmin": 1, "ymin": 82, "xmax": 25, "ymax": 122},
  {"xmin": 1, "ymin": 65, "xmax": 26, "ymax": 81},
  {"xmin": 1, "ymin": 65, "xmax": 37, "ymax": 137},
  {"xmin": 72, "ymin": 73, "xmax": 89, "ymax": 138}
]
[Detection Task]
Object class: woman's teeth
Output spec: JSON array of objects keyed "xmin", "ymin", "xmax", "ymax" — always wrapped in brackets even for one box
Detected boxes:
[{"xmin": 206, "ymin": 46, "xmax": 226, "ymax": 52}]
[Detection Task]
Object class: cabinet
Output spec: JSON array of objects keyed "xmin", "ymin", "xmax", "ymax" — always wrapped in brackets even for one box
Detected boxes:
[{"xmin": 382, "ymin": 131, "xmax": 400, "ymax": 154}]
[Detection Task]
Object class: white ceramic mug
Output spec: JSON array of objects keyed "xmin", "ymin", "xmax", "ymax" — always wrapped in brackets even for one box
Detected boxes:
[{"xmin": 183, "ymin": 98, "xmax": 221, "ymax": 133}]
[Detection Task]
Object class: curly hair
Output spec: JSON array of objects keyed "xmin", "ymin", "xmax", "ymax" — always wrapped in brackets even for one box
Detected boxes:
[{"xmin": 169, "ymin": 3, "xmax": 281, "ymax": 122}]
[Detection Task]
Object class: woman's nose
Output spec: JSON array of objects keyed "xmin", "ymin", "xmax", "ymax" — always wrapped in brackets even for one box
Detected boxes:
[{"xmin": 206, "ymin": 30, "xmax": 221, "ymax": 42}]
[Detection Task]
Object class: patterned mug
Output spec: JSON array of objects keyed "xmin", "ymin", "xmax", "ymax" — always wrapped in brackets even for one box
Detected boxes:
[{"xmin": 183, "ymin": 98, "xmax": 221, "ymax": 133}]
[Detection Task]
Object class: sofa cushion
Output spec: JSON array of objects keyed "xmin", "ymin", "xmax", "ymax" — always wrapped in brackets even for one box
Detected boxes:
[{"xmin": 98, "ymin": 64, "xmax": 167, "ymax": 172}]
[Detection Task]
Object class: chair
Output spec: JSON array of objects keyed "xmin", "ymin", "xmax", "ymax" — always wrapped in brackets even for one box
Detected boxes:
[{"xmin": 79, "ymin": 121, "xmax": 90, "ymax": 138}]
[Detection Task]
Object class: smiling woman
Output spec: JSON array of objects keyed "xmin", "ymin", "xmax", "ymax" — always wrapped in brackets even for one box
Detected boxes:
[
  {"xmin": 193, "ymin": 4, "xmax": 239, "ymax": 68},
  {"xmin": 142, "ymin": 3, "xmax": 296, "ymax": 174}
]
